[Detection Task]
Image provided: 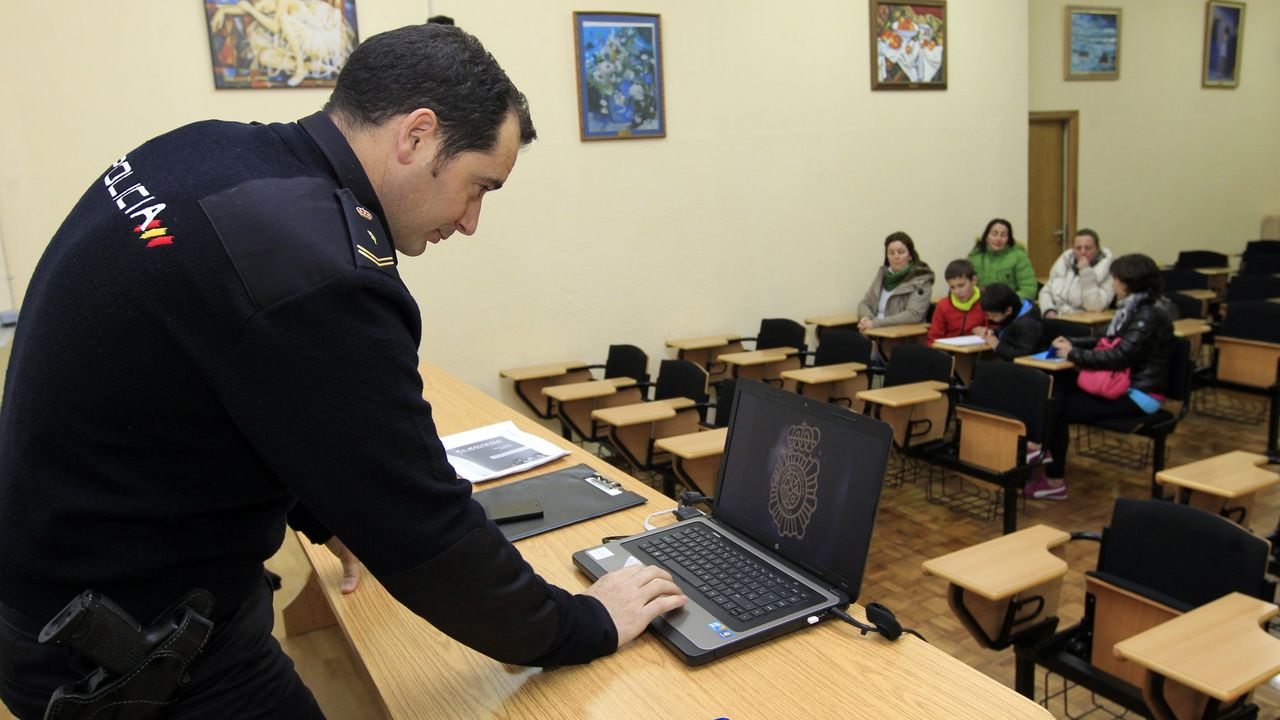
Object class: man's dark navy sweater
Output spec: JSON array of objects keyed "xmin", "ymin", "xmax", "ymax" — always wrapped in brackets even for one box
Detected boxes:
[{"xmin": 0, "ymin": 113, "xmax": 615, "ymax": 667}]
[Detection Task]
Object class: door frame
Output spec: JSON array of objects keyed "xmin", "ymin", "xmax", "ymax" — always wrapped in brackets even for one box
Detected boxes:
[{"xmin": 1029, "ymin": 110, "xmax": 1080, "ymax": 250}]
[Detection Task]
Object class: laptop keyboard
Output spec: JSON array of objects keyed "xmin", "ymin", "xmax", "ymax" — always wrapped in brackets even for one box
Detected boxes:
[{"xmin": 627, "ymin": 523, "xmax": 822, "ymax": 630}]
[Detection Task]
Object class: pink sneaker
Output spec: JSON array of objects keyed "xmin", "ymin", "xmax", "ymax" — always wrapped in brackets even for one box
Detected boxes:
[{"xmin": 1023, "ymin": 475, "xmax": 1068, "ymax": 500}]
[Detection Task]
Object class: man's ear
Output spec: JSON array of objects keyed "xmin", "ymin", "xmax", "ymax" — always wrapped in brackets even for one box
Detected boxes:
[{"xmin": 395, "ymin": 108, "xmax": 440, "ymax": 166}]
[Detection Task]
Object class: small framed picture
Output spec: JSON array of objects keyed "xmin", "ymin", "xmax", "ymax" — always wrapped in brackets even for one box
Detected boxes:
[
  {"xmin": 1203, "ymin": 1, "xmax": 1246, "ymax": 88},
  {"xmin": 1065, "ymin": 7, "xmax": 1121, "ymax": 81},
  {"xmin": 869, "ymin": 0, "xmax": 947, "ymax": 91},
  {"xmin": 204, "ymin": 0, "xmax": 358, "ymax": 89},
  {"xmin": 573, "ymin": 12, "xmax": 666, "ymax": 140}
]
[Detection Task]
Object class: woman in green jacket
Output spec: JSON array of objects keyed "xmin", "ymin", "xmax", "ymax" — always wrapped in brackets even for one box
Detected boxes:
[{"xmin": 968, "ymin": 218, "xmax": 1038, "ymax": 301}]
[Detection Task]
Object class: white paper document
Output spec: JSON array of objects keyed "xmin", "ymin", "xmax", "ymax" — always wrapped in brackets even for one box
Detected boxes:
[
  {"xmin": 934, "ymin": 335, "xmax": 988, "ymax": 347},
  {"xmin": 441, "ymin": 421, "xmax": 569, "ymax": 483}
]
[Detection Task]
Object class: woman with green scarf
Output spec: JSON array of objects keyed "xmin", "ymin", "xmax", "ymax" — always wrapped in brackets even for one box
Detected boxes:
[
  {"xmin": 968, "ymin": 218, "xmax": 1038, "ymax": 301},
  {"xmin": 856, "ymin": 231, "xmax": 936, "ymax": 331}
]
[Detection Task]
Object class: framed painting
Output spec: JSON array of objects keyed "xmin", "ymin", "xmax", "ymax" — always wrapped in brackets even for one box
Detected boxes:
[
  {"xmin": 1203, "ymin": 1, "xmax": 1246, "ymax": 88},
  {"xmin": 573, "ymin": 12, "xmax": 666, "ymax": 140},
  {"xmin": 1065, "ymin": 7, "xmax": 1121, "ymax": 80},
  {"xmin": 870, "ymin": 0, "xmax": 947, "ymax": 90},
  {"xmin": 205, "ymin": 0, "xmax": 358, "ymax": 89}
]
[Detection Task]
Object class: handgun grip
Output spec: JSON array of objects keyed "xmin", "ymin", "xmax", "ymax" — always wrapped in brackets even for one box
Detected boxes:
[{"xmin": 39, "ymin": 590, "xmax": 147, "ymax": 675}]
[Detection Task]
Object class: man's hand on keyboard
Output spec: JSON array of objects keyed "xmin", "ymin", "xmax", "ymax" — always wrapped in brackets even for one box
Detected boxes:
[{"xmin": 584, "ymin": 564, "xmax": 688, "ymax": 648}]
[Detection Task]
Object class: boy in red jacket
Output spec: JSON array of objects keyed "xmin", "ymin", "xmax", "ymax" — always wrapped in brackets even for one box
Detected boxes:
[{"xmin": 927, "ymin": 259, "xmax": 987, "ymax": 346}]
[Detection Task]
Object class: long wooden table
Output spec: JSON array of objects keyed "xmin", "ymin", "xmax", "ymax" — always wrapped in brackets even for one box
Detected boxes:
[{"xmin": 283, "ymin": 364, "xmax": 1052, "ymax": 719}]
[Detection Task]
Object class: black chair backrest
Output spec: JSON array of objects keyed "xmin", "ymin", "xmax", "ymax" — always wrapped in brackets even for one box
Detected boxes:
[
  {"xmin": 1095, "ymin": 498, "xmax": 1271, "ymax": 611},
  {"xmin": 1164, "ymin": 337, "xmax": 1193, "ymax": 402},
  {"xmin": 1165, "ymin": 291, "xmax": 1203, "ymax": 319},
  {"xmin": 603, "ymin": 344, "xmax": 648, "ymax": 383},
  {"xmin": 1245, "ymin": 239, "xmax": 1280, "ymax": 256},
  {"xmin": 1160, "ymin": 267, "xmax": 1210, "ymax": 293},
  {"xmin": 756, "ymin": 318, "xmax": 806, "ymax": 351},
  {"xmin": 1240, "ymin": 253, "xmax": 1280, "ymax": 275},
  {"xmin": 710, "ymin": 379, "xmax": 737, "ymax": 428},
  {"xmin": 654, "ymin": 359, "xmax": 708, "ymax": 403},
  {"xmin": 1041, "ymin": 317, "xmax": 1093, "ymax": 341},
  {"xmin": 1220, "ymin": 300, "xmax": 1280, "ymax": 343},
  {"xmin": 813, "ymin": 329, "xmax": 873, "ymax": 366},
  {"xmin": 965, "ymin": 363, "xmax": 1052, "ymax": 443},
  {"xmin": 1174, "ymin": 250, "xmax": 1228, "ymax": 269},
  {"xmin": 884, "ymin": 346, "xmax": 952, "ymax": 387},
  {"xmin": 1227, "ymin": 274, "xmax": 1280, "ymax": 302}
]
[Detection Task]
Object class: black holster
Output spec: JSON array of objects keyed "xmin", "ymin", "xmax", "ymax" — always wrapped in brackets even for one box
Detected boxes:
[{"xmin": 38, "ymin": 589, "xmax": 215, "ymax": 720}]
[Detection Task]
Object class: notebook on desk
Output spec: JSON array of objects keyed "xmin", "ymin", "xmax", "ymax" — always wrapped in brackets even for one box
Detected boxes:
[{"xmin": 573, "ymin": 380, "xmax": 892, "ymax": 665}]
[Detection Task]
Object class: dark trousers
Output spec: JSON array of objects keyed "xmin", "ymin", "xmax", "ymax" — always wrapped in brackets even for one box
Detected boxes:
[
  {"xmin": 0, "ymin": 576, "xmax": 324, "ymax": 719},
  {"xmin": 1046, "ymin": 384, "xmax": 1143, "ymax": 479}
]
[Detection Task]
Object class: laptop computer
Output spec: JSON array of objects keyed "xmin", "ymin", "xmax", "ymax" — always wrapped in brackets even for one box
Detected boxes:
[{"xmin": 573, "ymin": 379, "xmax": 892, "ymax": 665}]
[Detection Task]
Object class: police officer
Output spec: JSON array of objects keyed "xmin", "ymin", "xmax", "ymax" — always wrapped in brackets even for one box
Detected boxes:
[{"xmin": 0, "ymin": 24, "xmax": 685, "ymax": 719}]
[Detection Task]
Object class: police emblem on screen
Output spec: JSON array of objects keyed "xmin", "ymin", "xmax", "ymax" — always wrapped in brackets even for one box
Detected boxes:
[{"xmin": 768, "ymin": 423, "xmax": 821, "ymax": 539}]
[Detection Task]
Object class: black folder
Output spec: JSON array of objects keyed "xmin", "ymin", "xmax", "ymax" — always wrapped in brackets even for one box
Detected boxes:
[{"xmin": 472, "ymin": 463, "xmax": 647, "ymax": 541}]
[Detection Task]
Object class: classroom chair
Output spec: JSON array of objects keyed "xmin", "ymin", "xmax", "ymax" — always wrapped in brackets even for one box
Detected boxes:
[
  {"xmin": 1243, "ymin": 239, "xmax": 1280, "ymax": 256},
  {"xmin": 1204, "ymin": 301, "xmax": 1280, "ymax": 462},
  {"xmin": 1040, "ymin": 317, "xmax": 1094, "ymax": 343},
  {"xmin": 1239, "ymin": 253, "xmax": 1280, "ymax": 276},
  {"xmin": 924, "ymin": 498, "xmax": 1278, "ymax": 720},
  {"xmin": 1073, "ymin": 338, "xmax": 1193, "ymax": 495},
  {"xmin": 1167, "ymin": 291, "xmax": 1205, "ymax": 320},
  {"xmin": 1225, "ymin": 274, "xmax": 1280, "ymax": 303},
  {"xmin": 1161, "ymin": 267, "xmax": 1211, "ymax": 294},
  {"xmin": 500, "ymin": 344, "xmax": 648, "ymax": 420},
  {"xmin": 918, "ymin": 362, "xmax": 1053, "ymax": 534},
  {"xmin": 780, "ymin": 330, "xmax": 872, "ymax": 406},
  {"xmin": 590, "ymin": 359, "xmax": 709, "ymax": 477},
  {"xmin": 856, "ymin": 346, "xmax": 954, "ymax": 485},
  {"xmin": 710, "ymin": 318, "xmax": 807, "ymax": 384},
  {"xmin": 1173, "ymin": 250, "xmax": 1229, "ymax": 269}
]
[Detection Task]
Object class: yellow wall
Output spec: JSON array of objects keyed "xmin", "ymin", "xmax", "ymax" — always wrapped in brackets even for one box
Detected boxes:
[
  {"xmin": 6, "ymin": 1, "xmax": 1026, "ymax": 402},
  {"xmin": 1029, "ymin": 0, "xmax": 1280, "ymax": 260}
]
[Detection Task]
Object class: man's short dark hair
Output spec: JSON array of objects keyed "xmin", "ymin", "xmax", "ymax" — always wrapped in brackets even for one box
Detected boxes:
[
  {"xmin": 979, "ymin": 283, "xmax": 1020, "ymax": 314},
  {"xmin": 1110, "ymin": 254, "xmax": 1163, "ymax": 296},
  {"xmin": 1074, "ymin": 228, "xmax": 1100, "ymax": 249},
  {"xmin": 945, "ymin": 259, "xmax": 976, "ymax": 281},
  {"xmin": 324, "ymin": 24, "xmax": 536, "ymax": 168}
]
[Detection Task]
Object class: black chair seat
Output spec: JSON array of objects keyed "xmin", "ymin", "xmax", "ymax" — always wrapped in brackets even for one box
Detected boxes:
[{"xmin": 1092, "ymin": 409, "xmax": 1173, "ymax": 436}]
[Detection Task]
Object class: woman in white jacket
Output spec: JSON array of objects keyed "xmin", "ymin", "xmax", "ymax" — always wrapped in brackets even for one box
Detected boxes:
[{"xmin": 1038, "ymin": 228, "xmax": 1115, "ymax": 317}]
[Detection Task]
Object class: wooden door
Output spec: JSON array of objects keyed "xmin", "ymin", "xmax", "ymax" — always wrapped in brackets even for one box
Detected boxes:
[{"xmin": 1028, "ymin": 112, "xmax": 1078, "ymax": 278}]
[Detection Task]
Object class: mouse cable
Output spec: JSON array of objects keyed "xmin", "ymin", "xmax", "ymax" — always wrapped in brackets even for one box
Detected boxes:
[{"xmin": 829, "ymin": 604, "xmax": 927, "ymax": 643}]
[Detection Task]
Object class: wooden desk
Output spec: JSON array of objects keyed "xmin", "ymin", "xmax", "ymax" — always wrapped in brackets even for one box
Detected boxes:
[
  {"xmin": 923, "ymin": 525, "xmax": 1070, "ymax": 601},
  {"xmin": 1155, "ymin": 450, "xmax": 1279, "ymax": 523},
  {"xmin": 857, "ymin": 381, "xmax": 948, "ymax": 448},
  {"xmin": 1114, "ymin": 592, "xmax": 1280, "ymax": 718},
  {"xmin": 653, "ymin": 427, "xmax": 727, "ymax": 496},
  {"xmin": 1174, "ymin": 288, "xmax": 1217, "ymax": 318},
  {"xmin": 717, "ymin": 347, "xmax": 799, "ymax": 382},
  {"xmin": 780, "ymin": 362, "xmax": 868, "ymax": 403},
  {"xmin": 665, "ymin": 334, "xmax": 743, "ymax": 383},
  {"xmin": 1172, "ymin": 318, "xmax": 1213, "ymax": 359},
  {"xmin": 285, "ymin": 364, "xmax": 1052, "ymax": 719},
  {"xmin": 923, "ymin": 525, "xmax": 1070, "ymax": 644},
  {"xmin": 499, "ymin": 360, "xmax": 591, "ymax": 419},
  {"xmin": 591, "ymin": 397, "xmax": 695, "ymax": 427},
  {"xmin": 1014, "ymin": 355, "xmax": 1075, "ymax": 372},
  {"xmin": 863, "ymin": 323, "xmax": 929, "ymax": 361},
  {"xmin": 1059, "ymin": 310, "xmax": 1115, "ymax": 327},
  {"xmin": 803, "ymin": 312, "xmax": 860, "ymax": 339},
  {"xmin": 542, "ymin": 377, "xmax": 636, "ymax": 403},
  {"xmin": 543, "ymin": 377, "xmax": 642, "ymax": 443},
  {"xmin": 932, "ymin": 339, "xmax": 989, "ymax": 384},
  {"xmin": 593, "ymin": 398, "xmax": 700, "ymax": 472},
  {"xmin": 1193, "ymin": 266, "xmax": 1233, "ymax": 294}
]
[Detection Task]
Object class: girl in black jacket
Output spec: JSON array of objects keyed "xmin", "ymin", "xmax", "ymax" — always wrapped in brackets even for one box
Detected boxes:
[{"xmin": 1027, "ymin": 254, "xmax": 1174, "ymax": 500}]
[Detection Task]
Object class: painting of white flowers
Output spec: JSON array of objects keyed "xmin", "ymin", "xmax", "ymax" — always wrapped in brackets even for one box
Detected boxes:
[
  {"xmin": 573, "ymin": 12, "xmax": 665, "ymax": 141},
  {"xmin": 870, "ymin": 0, "xmax": 947, "ymax": 90}
]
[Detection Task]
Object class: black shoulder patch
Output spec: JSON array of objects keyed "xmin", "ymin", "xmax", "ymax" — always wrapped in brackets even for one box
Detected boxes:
[
  {"xmin": 335, "ymin": 188, "xmax": 399, "ymax": 273},
  {"xmin": 201, "ymin": 177, "xmax": 397, "ymax": 310}
]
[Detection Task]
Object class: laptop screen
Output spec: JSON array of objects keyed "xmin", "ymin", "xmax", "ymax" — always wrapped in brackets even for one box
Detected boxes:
[{"xmin": 712, "ymin": 381, "xmax": 891, "ymax": 595}]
